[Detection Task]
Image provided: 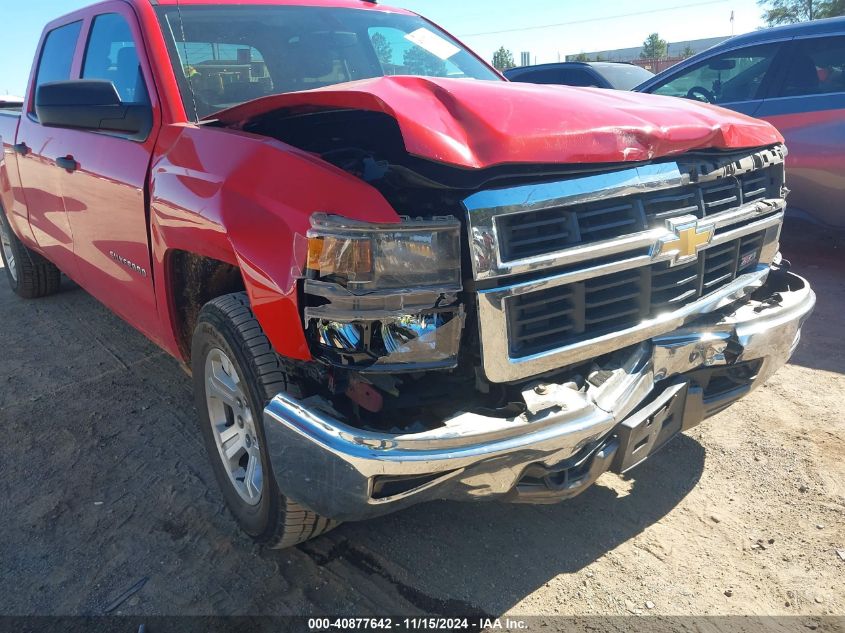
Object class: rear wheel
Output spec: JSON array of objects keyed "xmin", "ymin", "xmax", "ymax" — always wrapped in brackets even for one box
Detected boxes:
[
  {"xmin": 0, "ymin": 209, "xmax": 61, "ymax": 298},
  {"xmin": 191, "ymin": 292, "xmax": 337, "ymax": 548}
]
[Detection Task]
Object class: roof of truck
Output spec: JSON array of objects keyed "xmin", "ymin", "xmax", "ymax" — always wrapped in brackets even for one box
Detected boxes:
[
  {"xmin": 147, "ymin": 0, "xmax": 410, "ymax": 10},
  {"xmin": 44, "ymin": 0, "xmax": 414, "ymax": 32}
]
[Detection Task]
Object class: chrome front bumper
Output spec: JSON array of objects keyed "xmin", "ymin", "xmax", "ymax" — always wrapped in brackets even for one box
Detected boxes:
[{"xmin": 263, "ymin": 269, "xmax": 814, "ymax": 522}]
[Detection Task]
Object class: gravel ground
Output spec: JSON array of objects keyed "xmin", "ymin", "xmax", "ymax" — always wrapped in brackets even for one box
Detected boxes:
[{"xmin": 0, "ymin": 221, "xmax": 842, "ymax": 618}]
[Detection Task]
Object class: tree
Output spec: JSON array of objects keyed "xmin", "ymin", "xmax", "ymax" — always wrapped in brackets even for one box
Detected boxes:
[
  {"xmin": 371, "ymin": 33, "xmax": 393, "ymax": 66},
  {"xmin": 403, "ymin": 46, "xmax": 446, "ymax": 77},
  {"xmin": 640, "ymin": 33, "xmax": 668, "ymax": 59},
  {"xmin": 492, "ymin": 47, "xmax": 516, "ymax": 71},
  {"xmin": 759, "ymin": 0, "xmax": 845, "ymax": 24},
  {"xmin": 681, "ymin": 45, "xmax": 696, "ymax": 58}
]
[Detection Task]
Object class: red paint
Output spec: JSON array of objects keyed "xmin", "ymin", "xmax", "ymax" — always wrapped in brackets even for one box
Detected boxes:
[
  {"xmin": 0, "ymin": 0, "xmax": 787, "ymax": 366},
  {"xmin": 213, "ymin": 76, "xmax": 783, "ymax": 169}
]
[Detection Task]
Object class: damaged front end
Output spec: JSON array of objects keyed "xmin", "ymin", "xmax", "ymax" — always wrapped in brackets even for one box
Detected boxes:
[
  {"xmin": 234, "ymin": 100, "xmax": 813, "ymax": 521},
  {"xmin": 265, "ymin": 265, "xmax": 813, "ymax": 521}
]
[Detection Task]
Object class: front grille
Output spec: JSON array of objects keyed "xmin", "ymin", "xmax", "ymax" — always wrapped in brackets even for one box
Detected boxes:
[
  {"xmin": 497, "ymin": 165, "xmax": 782, "ymax": 262},
  {"xmin": 506, "ymin": 231, "xmax": 765, "ymax": 358}
]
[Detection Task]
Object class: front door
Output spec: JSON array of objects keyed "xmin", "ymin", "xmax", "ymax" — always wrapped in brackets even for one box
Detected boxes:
[{"xmin": 57, "ymin": 6, "xmax": 162, "ymax": 340}]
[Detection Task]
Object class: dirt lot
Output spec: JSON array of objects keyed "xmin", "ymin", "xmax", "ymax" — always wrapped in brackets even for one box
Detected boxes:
[{"xmin": 0, "ymin": 221, "xmax": 842, "ymax": 619}]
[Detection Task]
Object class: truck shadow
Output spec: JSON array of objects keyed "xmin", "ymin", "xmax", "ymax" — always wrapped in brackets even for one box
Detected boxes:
[{"xmin": 295, "ymin": 434, "xmax": 705, "ymax": 616}]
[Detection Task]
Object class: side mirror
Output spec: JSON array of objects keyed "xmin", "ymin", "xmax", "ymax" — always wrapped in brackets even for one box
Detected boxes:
[{"xmin": 35, "ymin": 80, "xmax": 152, "ymax": 139}]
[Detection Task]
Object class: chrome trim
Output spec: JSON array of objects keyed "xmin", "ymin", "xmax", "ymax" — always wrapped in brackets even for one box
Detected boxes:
[
  {"xmin": 473, "ymin": 211, "xmax": 782, "ymax": 384},
  {"xmin": 479, "ymin": 265, "xmax": 771, "ymax": 384},
  {"xmin": 465, "ymin": 162, "xmax": 685, "ymax": 281},
  {"xmin": 476, "ymin": 210, "xmax": 782, "ymax": 383},
  {"xmin": 263, "ymin": 271, "xmax": 815, "ymax": 521},
  {"xmin": 464, "ymin": 145, "xmax": 787, "ymax": 383},
  {"xmin": 463, "ymin": 146, "xmax": 786, "ymax": 281}
]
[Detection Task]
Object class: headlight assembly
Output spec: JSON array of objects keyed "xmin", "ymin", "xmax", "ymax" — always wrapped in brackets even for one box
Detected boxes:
[
  {"xmin": 306, "ymin": 213, "xmax": 461, "ymax": 292},
  {"xmin": 303, "ymin": 214, "xmax": 464, "ymax": 371}
]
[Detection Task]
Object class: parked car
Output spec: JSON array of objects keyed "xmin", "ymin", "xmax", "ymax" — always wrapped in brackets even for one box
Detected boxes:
[
  {"xmin": 505, "ymin": 61, "xmax": 654, "ymax": 90},
  {"xmin": 636, "ymin": 17, "xmax": 845, "ymax": 228},
  {"xmin": 0, "ymin": 0, "xmax": 814, "ymax": 549}
]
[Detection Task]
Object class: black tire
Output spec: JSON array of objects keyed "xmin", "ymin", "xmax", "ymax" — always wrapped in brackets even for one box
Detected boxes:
[
  {"xmin": 191, "ymin": 292, "xmax": 337, "ymax": 549},
  {"xmin": 0, "ymin": 208, "xmax": 61, "ymax": 299}
]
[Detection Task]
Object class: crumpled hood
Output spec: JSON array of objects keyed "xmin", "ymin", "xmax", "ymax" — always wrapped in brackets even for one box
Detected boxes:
[{"xmin": 210, "ymin": 76, "xmax": 783, "ymax": 169}]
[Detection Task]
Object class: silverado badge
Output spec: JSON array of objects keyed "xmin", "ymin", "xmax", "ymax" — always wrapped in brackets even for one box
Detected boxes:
[{"xmin": 653, "ymin": 216, "xmax": 715, "ymax": 266}]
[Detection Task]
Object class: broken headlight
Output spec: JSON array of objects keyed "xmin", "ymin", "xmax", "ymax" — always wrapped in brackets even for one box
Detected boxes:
[
  {"xmin": 303, "ymin": 214, "xmax": 464, "ymax": 371},
  {"xmin": 306, "ymin": 213, "xmax": 461, "ymax": 291}
]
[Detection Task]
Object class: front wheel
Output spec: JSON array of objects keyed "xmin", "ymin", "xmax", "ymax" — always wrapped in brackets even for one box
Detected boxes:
[{"xmin": 191, "ymin": 292, "xmax": 337, "ymax": 548}]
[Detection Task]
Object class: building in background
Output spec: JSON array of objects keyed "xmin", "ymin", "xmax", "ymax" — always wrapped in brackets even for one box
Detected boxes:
[
  {"xmin": 520, "ymin": 51, "xmax": 531, "ymax": 67},
  {"xmin": 567, "ymin": 35, "xmax": 729, "ymax": 73}
]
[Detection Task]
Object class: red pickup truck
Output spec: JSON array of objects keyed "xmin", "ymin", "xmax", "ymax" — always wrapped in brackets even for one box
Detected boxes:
[{"xmin": 0, "ymin": 0, "xmax": 815, "ymax": 549}]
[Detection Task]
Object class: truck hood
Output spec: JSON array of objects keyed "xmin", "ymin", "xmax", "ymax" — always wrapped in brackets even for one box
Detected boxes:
[{"xmin": 209, "ymin": 76, "xmax": 783, "ymax": 169}]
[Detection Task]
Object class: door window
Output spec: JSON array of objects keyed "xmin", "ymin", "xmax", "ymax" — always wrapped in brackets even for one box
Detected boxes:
[
  {"xmin": 776, "ymin": 36, "xmax": 845, "ymax": 97},
  {"xmin": 32, "ymin": 21, "xmax": 83, "ymax": 113},
  {"xmin": 651, "ymin": 43, "xmax": 781, "ymax": 104},
  {"xmin": 82, "ymin": 13, "xmax": 149, "ymax": 104},
  {"xmin": 512, "ymin": 68, "xmax": 602, "ymax": 87},
  {"xmin": 558, "ymin": 69, "xmax": 602, "ymax": 87}
]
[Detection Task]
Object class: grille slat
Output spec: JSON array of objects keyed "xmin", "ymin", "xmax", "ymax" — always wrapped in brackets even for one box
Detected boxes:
[
  {"xmin": 584, "ymin": 290, "xmax": 641, "ymax": 308},
  {"xmin": 659, "ymin": 288, "xmax": 699, "ymax": 304},
  {"xmin": 652, "ymin": 273, "xmax": 697, "ymax": 291},
  {"xmin": 509, "ymin": 217, "xmax": 573, "ymax": 233},
  {"xmin": 518, "ymin": 322, "xmax": 576, "ymax": 339},
  {"xmin": 507, "ymin": 231, "xmax": 767, "ymax": 358},
  {"xmin": 584, "ymin": 306, "xmax": 641, "ymax": 325},
  {"xmin": 580, "ymin": 218, "xmax": 638, "ymax": 233},
  {"xmin": 497, "ymin": 164, "xmax": 782, "ymax": 262},
  {"xmin": 703, "ymin": 272, "xmax": 733, "ymax": 288},
  {"xmin": 578, "ymin": 203, "xmax": 634, "ymax": 219},
  {"xmin": 517, "ymin": 307, "xmax": 575, "ymax": 326},
  {"xmin": 508, "ymin": 233, "xmax": 573, "ymax": 249}
]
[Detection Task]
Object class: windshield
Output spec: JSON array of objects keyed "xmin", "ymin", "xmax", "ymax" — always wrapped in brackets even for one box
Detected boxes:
[
  {"xmin": 595, "ymin": 64, "xmax": 654, "ymax": 90},
  {"xmin": 155, "ymin": 5, "xmax": 501, "ymax": 120}
]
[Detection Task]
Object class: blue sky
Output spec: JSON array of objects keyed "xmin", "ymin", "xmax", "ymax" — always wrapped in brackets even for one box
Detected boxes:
[{"xmin": 0, "ymin": 0, "xmax": 765, "ymax": 96}]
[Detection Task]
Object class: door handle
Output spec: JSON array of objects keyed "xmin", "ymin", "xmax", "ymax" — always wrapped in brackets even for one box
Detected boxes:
[
  {"xmin": 55, "ymin": 156, "xmax": 78, "ymax": 172},
  {"xmin": 12, "ymin": 142, "xmax": 29, "ymax": 156}
]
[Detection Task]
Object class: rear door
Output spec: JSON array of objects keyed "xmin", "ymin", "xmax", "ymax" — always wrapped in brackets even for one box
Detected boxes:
[
  {"xmin": 15, "ymin": 21, "xmax": 84, "ymax": 279},
  {"xmin": 646, "ymin": 42, "xmax": 790, "ymax": 117},
  {"xmin": 755, "ymin": 35, "xmax": 845, "ymax": 227},
  {"xmin": 56, "ymin": 3, "xmax": 163, "ymax": 339}
]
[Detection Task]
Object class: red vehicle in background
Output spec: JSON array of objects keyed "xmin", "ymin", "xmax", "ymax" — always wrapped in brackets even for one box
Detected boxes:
[
  {"xmin": 636, "ymin": 17, "xmax": 845, "ymax": 228},
  {"xmin": 0, "ymin": 0, "xmax": 814, "ymax": 548}
]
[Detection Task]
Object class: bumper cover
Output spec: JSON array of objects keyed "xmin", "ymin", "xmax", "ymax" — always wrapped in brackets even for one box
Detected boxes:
[{"xmin": 264, "ymin": 269, "xmax": 814, "ymax": 522}]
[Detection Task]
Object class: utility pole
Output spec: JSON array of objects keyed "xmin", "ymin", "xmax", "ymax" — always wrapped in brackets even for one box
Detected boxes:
[{"xmin": 808, "ymin": 0, "xmax": 814, "ymax": 20}]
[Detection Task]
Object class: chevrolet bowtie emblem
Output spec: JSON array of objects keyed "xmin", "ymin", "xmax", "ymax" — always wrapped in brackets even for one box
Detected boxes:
[{"xmin": 653, "ymin": 216, "xmax": 715, "ymax": 265}]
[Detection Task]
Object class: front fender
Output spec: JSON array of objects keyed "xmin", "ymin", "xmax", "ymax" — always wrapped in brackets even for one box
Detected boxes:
[{"xmin": 150, "ymin": 124, "xmax": 400, "ymax": 361}]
